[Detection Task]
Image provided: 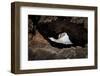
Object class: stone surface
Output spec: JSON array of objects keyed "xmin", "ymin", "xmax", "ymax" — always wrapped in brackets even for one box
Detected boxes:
[
  {"xmin": 28, "ymin": 16, "xmax": 88, "ymax": 60},
  {"xmin": 28, "ymin": 31, "xmax": 87, "ymax": 60}
]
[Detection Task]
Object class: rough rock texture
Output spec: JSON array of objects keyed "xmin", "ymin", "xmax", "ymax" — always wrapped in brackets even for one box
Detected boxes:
[
  {"xmin": 28, "ymin": 16, "xmax": 88, "ymax": 60},
  {"xmin": 28, "ymin": 31, "xmax": 87, "ymax": 60}
]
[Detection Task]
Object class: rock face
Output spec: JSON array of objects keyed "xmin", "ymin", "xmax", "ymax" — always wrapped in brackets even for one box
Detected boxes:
[
  {"xmin": 28, "ymin": 31, "xmax": 87, "ymax": 60},
  {"xmin": 28, "ymin": 15, "xmax": 88, "ymax": 60},
  {"xmin": 29, "ymin": 31, "xmax": 49, "ymax": 48}
]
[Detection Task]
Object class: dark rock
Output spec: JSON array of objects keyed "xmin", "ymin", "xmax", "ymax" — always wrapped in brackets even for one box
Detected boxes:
[{"xmin": 28, "ymin": 16, "xmax": 88, "ymax": 60}]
